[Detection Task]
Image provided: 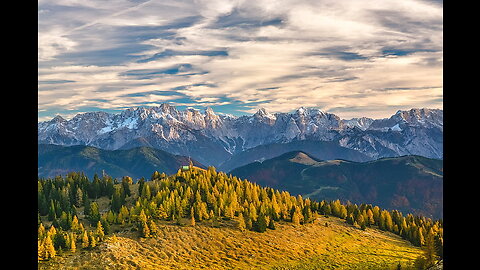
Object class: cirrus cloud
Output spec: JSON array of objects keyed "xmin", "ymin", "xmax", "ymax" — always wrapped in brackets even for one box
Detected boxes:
[{"xmin": 38, "ymin": 0, "xmax": 442, "ymax": 121}]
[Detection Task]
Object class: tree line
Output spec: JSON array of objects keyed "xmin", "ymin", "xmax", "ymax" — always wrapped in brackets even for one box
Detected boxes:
[{"xmin": 38, "ymin": 166, "xmax": 443, "ymax": 267}]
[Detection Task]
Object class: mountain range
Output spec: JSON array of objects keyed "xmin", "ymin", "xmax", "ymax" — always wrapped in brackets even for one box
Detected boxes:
[
  {"xmin": 38, "ymin": 104, "xmax": 443, "ymax": 168},
  {"xmin": 230, "ymin": 151, "xmax": 443, "ymax": 219},
  {"xmin": 38, "ymin": 144, "xmax": 204, "ymax": 179}
]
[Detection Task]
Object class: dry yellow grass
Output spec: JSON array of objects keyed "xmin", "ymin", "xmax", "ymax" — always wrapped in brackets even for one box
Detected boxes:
[{"xmin": 39, "ymin": 216, "xmax": 422, "ymax": 270}]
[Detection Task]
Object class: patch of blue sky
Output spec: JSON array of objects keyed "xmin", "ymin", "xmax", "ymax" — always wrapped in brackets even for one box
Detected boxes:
[
  {"xmin": 171, "ymin": 83, "xmax": 218, "ymax": 91},
  {"xmin": 38, "ymin": 107, "xmax": 118, "ymax": 121},
  {"xmin": 382, "ymin": 49, "xmax": 437, "ymax": 57},
  {"xmin": 121, "ymin": 90, "xmax": 184, "ymax": 98},
  {"xmin": 211, "ymin": 9, "xmax": 284, "ymax": 29},
  {"xmin": 137, "ymin": 49, "xmax": 228, "ymax": 63},
  {"xmin": 121, "ymin": 64, "xmax": 194, "ymax": 77},
  {"xmin": 53, "ymin": 44, "xmax": 156, "ymax": 66},
  {"xmin": 307, "ymin": 47, "xmax": 368, "ymax": 61}
]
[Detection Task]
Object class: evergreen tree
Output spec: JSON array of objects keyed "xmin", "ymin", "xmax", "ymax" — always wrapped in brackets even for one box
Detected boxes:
[
  {"xmin": 423, "ymin": 228, "xmax": 437, "ymax": 267},
  {"xmin": 89, "ymin": 231, "xmax": 97, "ymax": 248},
  {"xmin": 42, "ymin": 234, "xmax": 56, "ymax": 260},
  {"xmin": 75, "ymin": 187, "xmax": 83, "ymax": 207},
  {"xmin": 142, "ymin": 184, "xmax": 152, "ymax": 200},
  {"xmin": 96, "ymin": 221, "xmax": 105, "ymax": 241},
  {"xmin": 245, "ymin": 215, "xmax": 253, "ymax": 230},
  {"xmin": 417, "ymin": 227, "xmax": 425, "ymax": 247},
  {"xmin": 70, "ymin": 215, "xmax": 81, "ymax": 233},
  {"xmin": 237, "ymin": 213, "xmax": 246, "ymax": 232},
  {"xmin": 383, "ymin": 211, "xmax": 393, "ymax": 231},
  {"xmin": 38, "ymin": 240, "xmax": 45, "ymax": 261},
  {"xmin": 48, "ymin": 200, "xmax": 56, "ymax": 221},
  {"xmin": 88, "ymin": 202, "xmax": 101, "ymax": 225},
  {"xmin": 268, "ymin": 218, "xmax": 276, "ymax": 230},
  {"xmin": 81, "ymin": 231, "xmax": 89, "ymax": 249},
  {"xmin": 38, "ymin": 194, "xmax": 49, "ymax": 216},
  {"xmin": 291, "ymin": 207, "xmax": 302, "ymax": 225},
  {"xmin": 190, "ymin": 207, "xmax": 196, "ymax": 226},
  {"xmin": 121, "ymin": 176, "xmax": 132, "ymax": 197},
  {"xmin": 357, "ymin": 214, "xmax": 366, "ymax": 230},
  {"xmin": 111, "ymin": 234, "xmax": 118, "ymax": 243},
  {"xmin": 138, "ymin": 177, "xmax": 145, "ymax": 197},
  {"xmin": 434, "ymin": 234, "xmax": 443, "ymax": 260},
  {"xmin": 346, "ymin": 214, "xmax": 355, "ymax": 225},
  {"xmin": 366, "ymin": 209, "xmax": 375, "ymax": 226},
  {"xmin": 141, "ymin": 221, "xmax": 151, "ymax": 237},
  {"xmin": 69, "ymin": 232, "xmax": 76, "ymax": 252},
  {"xmin": 148, "ymin": 219, "xmax": 158, "ymax": 237},
  {"xmin": 253, "ymin": 214, "xmax": 268, "ymax": 233},
  {"xmin": 111, "ymin": 186, "xmax": 125, "ymax": 213},
  {"xmin": 38, "ymin": 223, "xmax": 46, "ymax": 240}
]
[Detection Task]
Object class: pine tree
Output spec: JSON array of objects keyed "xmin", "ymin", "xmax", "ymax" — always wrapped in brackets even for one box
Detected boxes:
[
  {"xmin": 245, "ymin": 215, "xmax": 253, "ymax": 230},
  {"xmin": 268, "ymin": 218, "xmax": 276, "ymax": 230},
  {"xmin": 111, "ymin": 187, "xmax": 124, "ymax": 213},
  {"xmin": 38, "ymin": 223, "xmax": 46, "ymax": 240},
  {"xmin": 423, "ymin": 228, "xmax": 437, "ymax": 267},
  {"xmin": 38, "ymin": 194, "xmax": 49, "ymax": 216},
  {"xmin": 89, "ymin": 231, "xmax": 97, "ymax": 248},
  {"xmin": 366, "ymin": 209, "xmax": 375, "ymax": 226},
  {"xmin": 69, "ymin": 232, "xmax": 76, "ymax": 252},
  {"xmin": 38, "ymin": 240, "xmax": 45, "ymax": 261},
  {"xmin": 346, "ymin": 214, "xmax": 355, "ymax": 225},
  {"xmin": 111, "ymin": 234, "xmax": 118, "ymax": 243},
  {"xmin": 291, "ymin": 207, "xmax": 302, "ymax": 225},
  {"xmin": 384, "ymin": 211, "xmax": 393, "ymax": 231},
  {"xmin": 96, "ymin": 221, "xmax": 105, "ymax": 241},
  {"xmin": 122, "ymin": 176, "xmax": 132, "ymax": 197},
  {"xmin": 148, "ymin": 219, "xmax": 158, "ymax": 237},
  {"xmin": 138, "ymin": 177, "xmax": 145, "ymax": 197},
  {"xmin": 417, "ymin": 227, "xmax": 425, "ymax": 247},
  {"xmin": 81, "ymin": 231, "xmax": 89, "ymax": 249},
  {"xmin": 190, "ymin": 207, "xmax": 196, "ymax": 226},
  {"xmin": 142, "ymin": 184, "xmax": 151, "ymax": 200},
  {"xmin": 48, "ymin": 200, "xmax": 56, "ymax": 221},
  {"xmin": 357, "ymin": 214, "xmax": 366, "ymax": 230},
  {"xmin": 43, "ymin": 234, "xmax": 56, "ymax": 260},
  {"xmin": 75, "ymin": 187, "xmax": 83, "ymax": 207},
  {"xmin": 88, "ymin": 202, "xmax": 100, "ymax": 225},
  {"xmin": 141, "ymin": 221, "xmax": 151, "ymax": 238},
  {"xmin": 70, "ymin": 215, "xmax": 80, "ymax": 233},
  {"xmin": 138, "ymin": 209, "xmax": 148, "ymax": 224},
  {"xmin": 254, "ymin": 214, "xmax": 268, "ymax": 232},
  {"xmin": 237, "ymin": 213, "xmax": 246, "ymax": 232},
  {"xmin": 434, "ymin": 234, "xmax": 443, "ymax": 260}
]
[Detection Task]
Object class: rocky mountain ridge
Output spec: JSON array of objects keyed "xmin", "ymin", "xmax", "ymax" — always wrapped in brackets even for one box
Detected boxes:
[{"xmin": 38, "ymin": 104, "xmax": 443, "ymax": 167}]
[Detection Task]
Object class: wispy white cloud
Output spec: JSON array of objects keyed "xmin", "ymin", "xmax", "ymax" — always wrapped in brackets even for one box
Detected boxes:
[{"xmin": 38, "ymin": 0, "xmax": 442, "ymax": 120}]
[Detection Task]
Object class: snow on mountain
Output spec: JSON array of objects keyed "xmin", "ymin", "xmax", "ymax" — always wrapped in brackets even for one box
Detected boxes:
[
  {"xmin": 38, "ymin": 105, "xmax": 443, "ymax": 166},
  {"xmin": 341, "ymin": 117, "xmax": 374, "ymax": 131}
]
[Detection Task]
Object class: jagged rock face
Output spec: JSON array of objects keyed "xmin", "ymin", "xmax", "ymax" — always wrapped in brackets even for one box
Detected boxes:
[{"xmin": 38, "ymin": 105, "xmax": 443, "ymax": 166}]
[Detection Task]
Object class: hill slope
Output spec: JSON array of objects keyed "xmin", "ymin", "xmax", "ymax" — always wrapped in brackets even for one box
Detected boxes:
[
  {"xmin": 39, "ymin": 216, "xmax": 422, "ymax": 270},
  {"xmin": 38, "ymin": 166, "xmax": 442, "ymax": 269},
  {"xmin": 38, "ymin": 144, "xmax": 204, "ymax": 179},
  {"xmin": 230, "ymin": 152, "xmax": 443, "ymax": 218},
  {"xmin": 218, "ymin": 140, "xmax": 371, "ymax": 172}
]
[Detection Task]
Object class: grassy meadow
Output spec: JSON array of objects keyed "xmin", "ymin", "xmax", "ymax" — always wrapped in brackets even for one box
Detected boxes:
[{"xmin": 39, "ymin": 215, "xmax": 422, "ymax": 269}]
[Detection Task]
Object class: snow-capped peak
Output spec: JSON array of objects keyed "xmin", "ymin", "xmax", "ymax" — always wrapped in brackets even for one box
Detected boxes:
[
  {"xmin": 254, "ymin": 108, "xmax": 276, "ymax": 122},
  {"xmin": 38, "ymin": 104, "xmax": 444, "ymax": 164}
]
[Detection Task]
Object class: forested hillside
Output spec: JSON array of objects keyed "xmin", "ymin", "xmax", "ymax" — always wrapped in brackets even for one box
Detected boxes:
[
  {"xmin": 38, "ymin": 144, "xmax": 205, "ymax": 179},
  {"xmin": 38, "ymin": 165, "xmax": 443, "ymax": 269},
  {"xmin": 230, "ymin": 152, "xmax": 443, "ymax": 219}
]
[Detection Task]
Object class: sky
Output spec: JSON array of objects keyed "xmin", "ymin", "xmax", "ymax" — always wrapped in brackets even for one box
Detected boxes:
[{"xmin": 38, "ymin": 0, "xmax": 443, "ymax": 122}]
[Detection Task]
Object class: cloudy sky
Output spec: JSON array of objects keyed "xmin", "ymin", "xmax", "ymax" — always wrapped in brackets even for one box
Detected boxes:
[{"xmin": 38, "ymin": 0, "xmax": 443, "ymax": 121}]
